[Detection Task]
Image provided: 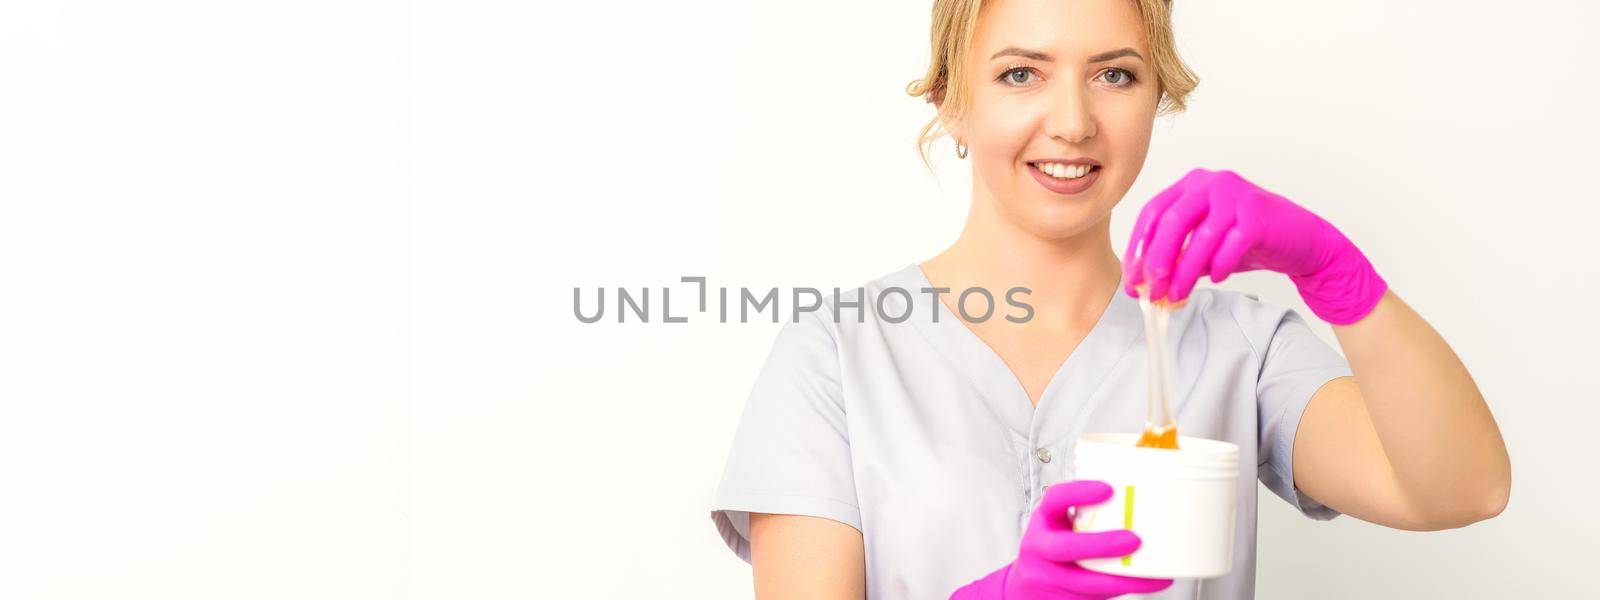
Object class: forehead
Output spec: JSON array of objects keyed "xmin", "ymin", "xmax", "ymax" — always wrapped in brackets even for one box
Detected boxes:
[{"xmin": 972, "ymin": 0, "xmax": 1149, "ymax": 57}]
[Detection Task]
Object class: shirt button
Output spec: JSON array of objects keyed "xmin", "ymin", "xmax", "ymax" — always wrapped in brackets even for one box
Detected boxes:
[{"xmin": 1036, "ymin": 447, "xmax": 1051, "ymax": 463}]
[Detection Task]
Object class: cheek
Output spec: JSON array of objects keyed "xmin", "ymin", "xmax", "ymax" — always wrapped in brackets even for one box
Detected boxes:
[
  {"xmin": 969, "ymin": 105, "xmax": 1038, "ymax": 155},
  {"xmin": 1101, "ymin": 104, "xmax": 1156, "ymax": 169}
]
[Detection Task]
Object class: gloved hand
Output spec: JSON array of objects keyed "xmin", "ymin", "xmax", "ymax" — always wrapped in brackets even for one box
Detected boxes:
[
  {"xmin": 1121, "ymin": 168, "xmax": 1388, "ymax": 324},
  {"xmin": 950, "ymin": 480, "xmax": 1173, "ymax": 599}
]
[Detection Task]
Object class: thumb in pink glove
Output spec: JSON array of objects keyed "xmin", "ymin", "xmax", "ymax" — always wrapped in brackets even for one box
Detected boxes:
[
  {"xmin": 1122, "ymin": 168, "xmax": 1388, "ymax": 325},
  {"xmin": 950, "ymin": 480, "xmax": 1173, "ymax": 599}
]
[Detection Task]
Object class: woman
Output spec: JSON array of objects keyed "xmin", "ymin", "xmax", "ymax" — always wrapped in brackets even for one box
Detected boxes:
[{"xmin": 710, "ymin": 0, "xmax": 1511, "ymax": 597}]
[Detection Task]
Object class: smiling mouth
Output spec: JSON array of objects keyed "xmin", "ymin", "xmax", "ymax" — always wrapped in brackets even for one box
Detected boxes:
[{"xmin": 1027, "ymin": 161, "xmax": 1101, "ymax": 180}]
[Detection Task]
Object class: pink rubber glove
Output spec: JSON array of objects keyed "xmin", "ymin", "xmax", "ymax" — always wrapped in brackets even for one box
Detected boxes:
[
  {"xmin": 1122, "ymin": 168, "xmax": 1388, "ymax": 324},
  {"xmin": 950, "ymin": 480, "xmax": 1173, "ymax": 599}
]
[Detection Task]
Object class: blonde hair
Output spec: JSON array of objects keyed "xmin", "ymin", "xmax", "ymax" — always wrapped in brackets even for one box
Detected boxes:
[{"xmin": 904, "ymin": 0, "xmax": 1199, "ymax": 170}]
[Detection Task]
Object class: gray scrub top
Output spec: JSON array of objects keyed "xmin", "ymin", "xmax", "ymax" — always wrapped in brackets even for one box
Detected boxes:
[{"xmin": 710, "ymin": 263, "xmax": 1351, "ymax": 599}]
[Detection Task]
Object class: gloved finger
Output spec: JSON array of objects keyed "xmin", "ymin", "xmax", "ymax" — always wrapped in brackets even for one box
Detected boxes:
[
  {"xmin": 1140, "ymin": 187, "xmax": 1210, "ymax": 302},
  {"xmin": 1167, "ymin": 197, "xmax": 1237, "ymax": 302},
  {"xmin": 1208, "ymin": 224, "xmax": 1256, "ymax": 284},
  {"xmin": 1123, "ymin": 180, "xmax": 1188, "ymax": 296},
  {"xmin": 1053, "ymin": 563, "xmax": 1175, "ymax": 597},
  {"xmin": 1028, "ymin": 528, "xmax": 1141, "ymax": 563},
  {"xmin": 1034, "ymin": 480, "xmax": 1114, "ymax": 529}
]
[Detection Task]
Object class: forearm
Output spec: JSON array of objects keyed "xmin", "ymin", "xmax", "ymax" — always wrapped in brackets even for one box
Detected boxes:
[{"xmin": 1331, "ymin": 290, "xmax": 1511, "ymax": 524}]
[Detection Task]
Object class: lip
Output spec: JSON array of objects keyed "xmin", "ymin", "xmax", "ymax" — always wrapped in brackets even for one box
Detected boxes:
[
  {"xmin": 1029, "ymin": 157, "xmax": 1102, "ymax": 167},
  {"xmin": 1027, "ymin": 158, "xmax": 1103, "ymax": 195}
]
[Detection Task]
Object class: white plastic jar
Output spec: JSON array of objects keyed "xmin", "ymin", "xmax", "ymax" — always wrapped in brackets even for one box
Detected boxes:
[{"xmin": 1070, "ymin": 432, "xmax": 1241, "ymax": 579}]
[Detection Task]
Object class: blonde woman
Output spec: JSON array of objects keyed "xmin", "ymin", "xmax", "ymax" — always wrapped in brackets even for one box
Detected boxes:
[{"xmin": 710, "ymin": 0, "xmax": 1510, "ymax": 597}]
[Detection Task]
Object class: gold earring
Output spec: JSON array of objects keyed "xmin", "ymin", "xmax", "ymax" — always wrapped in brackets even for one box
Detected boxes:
[{"xmin": 955, "ymin": 142, "xmax": 968, "ymax": 159}]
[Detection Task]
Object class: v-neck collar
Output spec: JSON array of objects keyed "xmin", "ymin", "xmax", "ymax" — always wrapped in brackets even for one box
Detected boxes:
[{"xmin": 890, "ymin": 262, "xmax": 1145, "ymax": 441}]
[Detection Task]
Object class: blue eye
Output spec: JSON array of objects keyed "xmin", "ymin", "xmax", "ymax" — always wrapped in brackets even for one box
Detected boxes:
[
  {"xmin": 997, "ymin": 67, "xmax": 1037, "ymax": 87},
  {"xmin": 1000, "ymin": 66, "xmax": 1137, "ymax": 88},
  {"xmin": 1098, "ymin": 68, "xmax": 1137, "ymax": 87}
]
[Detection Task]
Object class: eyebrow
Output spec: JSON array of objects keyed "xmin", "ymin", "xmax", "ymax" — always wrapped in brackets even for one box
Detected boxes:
[{"xmin": 988, "ymin": 46, "xmax": 1144, "ymax": 63}]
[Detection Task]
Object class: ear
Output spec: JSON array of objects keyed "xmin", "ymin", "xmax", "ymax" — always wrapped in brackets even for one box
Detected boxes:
[{"xmin": 934, "ymin": 98, "xmax": 967, "ymax": 147}]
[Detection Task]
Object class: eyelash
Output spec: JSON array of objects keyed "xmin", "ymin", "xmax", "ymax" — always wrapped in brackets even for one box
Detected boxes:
[{"xmin": 996, "ymin": 66, "xmax": 1138, "ymax": 88}]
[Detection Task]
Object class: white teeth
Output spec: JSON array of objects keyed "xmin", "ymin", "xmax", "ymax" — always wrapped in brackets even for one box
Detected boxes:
[{"xmin": 1034, "ymin": 162, "xmax": 1094, "ymax": 180}]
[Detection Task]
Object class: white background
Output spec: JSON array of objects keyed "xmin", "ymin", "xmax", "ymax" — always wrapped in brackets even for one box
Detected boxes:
[{"xmin": 1, "ymin": 0, "xmax": 1596, "ymax": 598}]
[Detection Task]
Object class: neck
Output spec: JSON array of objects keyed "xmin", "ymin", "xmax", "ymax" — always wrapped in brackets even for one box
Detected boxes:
[{"xmin": 921, "ymin": 192, "xmax": 1123, "ymax": 329}]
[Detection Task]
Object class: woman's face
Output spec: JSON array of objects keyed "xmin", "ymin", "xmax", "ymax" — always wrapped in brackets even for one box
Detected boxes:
[{"xmin": 946, "ymin": 0, "xmax": 1161, "ymax": 240}]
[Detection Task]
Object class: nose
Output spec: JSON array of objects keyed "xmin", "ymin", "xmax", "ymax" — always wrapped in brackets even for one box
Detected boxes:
[{"xmin": 1045, "ymin": 82, "xmax": 1097, "ymax": 144}]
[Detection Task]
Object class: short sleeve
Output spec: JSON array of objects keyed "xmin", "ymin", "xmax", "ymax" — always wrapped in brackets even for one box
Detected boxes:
[
  {"xmin": 710, "ymin": 309, "xmax": 861, "ymax": 563},
  {"xmin": 1246, "ymin": 304, "xmax": 1353, "ymax": 521}
]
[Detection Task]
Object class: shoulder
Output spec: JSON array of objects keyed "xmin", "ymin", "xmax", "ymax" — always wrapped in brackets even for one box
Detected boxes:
[
  {"xmin": 814, "ymin": 262, "xmax": 928, "ymax": 325},
  {"xmin": 778, "ymin": 263, "xmax": 920, "ymax": 349},
  {"xmin": 1179, "ymin": 288, "xmax": 1303, "ymax": 356},
  {"xmin": 823, "ymin": 263, "xmax": 926, "ymax": 306},
  {"xmin": 1186, "ymin": 287, "xmax": 1290, "ymax": 317}
]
